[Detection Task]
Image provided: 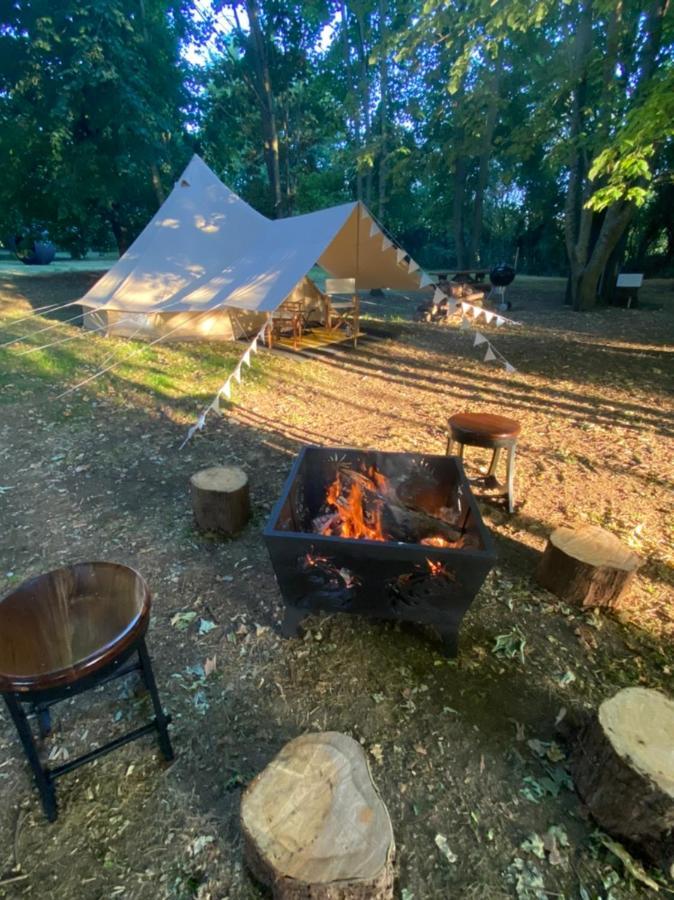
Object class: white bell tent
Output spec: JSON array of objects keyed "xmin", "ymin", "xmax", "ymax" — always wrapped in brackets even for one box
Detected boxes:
[{"xmin": 80, "ymin": 155, "xmax": 426, "ymax": 342}]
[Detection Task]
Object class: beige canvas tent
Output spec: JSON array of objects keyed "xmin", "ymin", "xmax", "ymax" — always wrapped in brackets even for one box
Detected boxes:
[{"xmin": 81, "ymin": 155, "xmax": 426, "ymax": 343}]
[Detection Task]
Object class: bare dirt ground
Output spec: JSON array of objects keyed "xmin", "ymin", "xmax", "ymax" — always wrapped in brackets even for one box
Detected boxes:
[{"xmin": 0, "ymin": 272, "xmax": 672, "ymax": 899}]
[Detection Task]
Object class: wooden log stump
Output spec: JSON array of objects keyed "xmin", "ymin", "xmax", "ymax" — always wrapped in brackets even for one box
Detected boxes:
[
  {"xmin": 570, "ymin": 687, "xmax": 674, "ymax": 877},
  {"xmin": 190, "ymin": 466, "xmax": 250, "ymax": 536},
  {"xmin": 536, "ymin": 524, "xmax": 641, "ymax": 609},
  {"xmin": 240, "ymin": 732, "xmax": 395, "ymax": 899}
]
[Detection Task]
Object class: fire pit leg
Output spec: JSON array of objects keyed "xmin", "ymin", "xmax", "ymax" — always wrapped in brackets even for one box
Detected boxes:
[
  {"xmin": 438, "ymin": 628, "xmax": 459, "ymax": 658},
  {"xmin": 280, "ymin": 605, "xmax": 306, "ymax": 638}
]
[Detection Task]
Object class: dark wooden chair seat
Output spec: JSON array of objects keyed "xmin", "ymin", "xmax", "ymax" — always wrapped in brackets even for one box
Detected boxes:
[
  {"xmin": 0, "ymin": 562, "xmax": 172, "ymax": 821},
  {"xmin": 446, "ymin": 413, "xmax": 521, "ymax": 513},
  {"xmin": 448, "ymin": 413, "xmax": 521, "ymax": 449},
  {"xmin": 0, "ymin": 562, "xmax": 150, "ymax": 693}
]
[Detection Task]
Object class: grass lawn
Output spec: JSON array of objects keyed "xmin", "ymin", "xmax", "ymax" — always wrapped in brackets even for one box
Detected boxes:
[{"xmin": 0, "ymin": 271, "xmax": 672, "ymax": 899}]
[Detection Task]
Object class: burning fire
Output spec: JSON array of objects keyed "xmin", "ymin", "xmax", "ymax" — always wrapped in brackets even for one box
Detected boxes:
[
  {"xmin": 426, "ymin": 558, "xmax": 444, "ymax": 576},
  {"xmin": 420, "ymin": 535, "xmax": 453, "ymax": 548},
  {"xmin": 322, "ymin": 473, "xmax": 386, "ymax": 541}
]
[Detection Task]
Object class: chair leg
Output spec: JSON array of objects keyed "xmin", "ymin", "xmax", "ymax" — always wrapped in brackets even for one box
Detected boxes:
[
  {"xmin": 487, "ymin": 447, "xmax": 501, "ymax": 477},
  {"xmin": 137, "ymin": 641, "xmax": 174, "ymax": 762},
  {"xmin": 4, "ymin": 693, "xmax": 57, "ymax": 821},
  {"xmin": 506, "ymin": 443, "xmax": 516, "ymax": 513}
]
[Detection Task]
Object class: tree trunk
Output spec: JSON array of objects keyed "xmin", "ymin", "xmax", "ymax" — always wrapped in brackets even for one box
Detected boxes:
[
  {"xmin": 107, "ymin": 205, "xmax": 131, "ymax": 256},
  {"xmin": 573, "ymin": 202, "xmax": 634, "ymax": 310},
  {"xmin": 377, "ymin": 0, "xmax": 388, "ymax": 220},
  {"xmin": 469, "ymin": 52, "xmax": 502, "ymax": 266},
  {"xmin": 138, "ymin": 0, "xmax": 166, "ymax": 208},
  {"xmin": 245, "ymin": 0, "xmax": 283, "ymax": 217},
  {"xmin": 453, "ymin": 156, "xmax": 468, "ymax": 269},
  {"xmin": 354, "ymin": 7, "xmax": 373, "ymax": 207},
  {"xmin": 340, "ymin": 2, "xmax": 362, "ymax": 201}
]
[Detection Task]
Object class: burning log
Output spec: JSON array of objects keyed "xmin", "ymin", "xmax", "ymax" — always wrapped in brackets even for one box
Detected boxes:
[{"xmin": 311, "ymin": 464, "xmax": 467, "ymax": 546}]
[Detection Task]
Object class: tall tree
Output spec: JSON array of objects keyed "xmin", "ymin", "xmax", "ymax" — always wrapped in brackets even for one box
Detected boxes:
[{"xmin": 0, "ymin": 0, "xmax": 192, "ymax": 255}]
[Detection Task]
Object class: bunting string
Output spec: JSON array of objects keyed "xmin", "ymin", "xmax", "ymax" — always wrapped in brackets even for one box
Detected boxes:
[
  {"xmin": 425, "ymin": 283, "xmax": 519, "ymax": 373},
  {"xmin": 179, "ymin": 322, "xmax": 267, "ymax": 449}
]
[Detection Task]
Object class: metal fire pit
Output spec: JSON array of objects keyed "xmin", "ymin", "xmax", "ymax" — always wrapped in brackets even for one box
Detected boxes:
[{"xmin": 263, "ymin": 446, "xmax": 496, "ymax": 655}]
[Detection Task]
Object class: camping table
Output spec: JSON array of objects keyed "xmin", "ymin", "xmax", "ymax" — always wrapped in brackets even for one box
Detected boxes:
[{"xmin": 429, "ymin": 269, "xmax": 488, "ymax": 284}]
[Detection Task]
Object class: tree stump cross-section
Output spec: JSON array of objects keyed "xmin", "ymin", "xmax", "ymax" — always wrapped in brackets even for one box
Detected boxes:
[
  {"xmin": 190, "ymin": 465, "xmax": 250, "ymax": 536},
  {"xmin": 240, "ymin": 732, "xmax": 395, "ymax": 899},
  {"xmin": 536, "ymin": 524, "xmax": 641, "ymax": 609},
  {"xmin": 570, "ymin": 687, "xmax": 674, "ymax": 877}
]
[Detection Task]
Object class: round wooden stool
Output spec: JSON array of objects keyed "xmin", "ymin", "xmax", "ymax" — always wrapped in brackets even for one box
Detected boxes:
[
  {"xmin": 446, "ymin": 412, "xmax": 521, "ymax": 513},
  {"xmin": 0, "ymin": 562, "xmax": 173, "ymax": 821}
]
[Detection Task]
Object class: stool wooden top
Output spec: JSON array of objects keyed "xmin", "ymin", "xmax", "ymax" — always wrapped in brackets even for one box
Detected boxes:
[
  {"xmin": 449, "ymin": 412, "xmax": 521, "ymax": 443},
  {"xmin": 0, "ymin": 562, "xmax": 150, "ymax": 693}
]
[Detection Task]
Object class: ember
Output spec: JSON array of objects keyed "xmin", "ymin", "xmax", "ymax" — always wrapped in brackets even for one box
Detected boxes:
[{"xmin": 420, "ymin": 535, "xmax": 454, "ymax": 548}]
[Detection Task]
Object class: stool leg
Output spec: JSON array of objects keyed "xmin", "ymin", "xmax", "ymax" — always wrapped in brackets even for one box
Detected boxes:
[
  {"xmin": 457, "ymin": 442, "xmax": 465, "ymax": 459},
  {"xmin": 4, "ymin": 693, "xmax": 57, "ymax": 821},
  {"xmin": 137, "ymin": 640, "xmax": 174, "ymax": 762},
  {"xmin": 445, "ymin": 435, "xmax": 453, "ymax": 456},
  {"xmin": 35, "ymin": 703, "xmax": 52, "ymax": 738},
  {"xmin": 506, "ymin": 443, "xmax": 516, "ymax": 513},
  {"xmin": 487, "ymin": 447, "xmax": 501, "ymax": 477}
]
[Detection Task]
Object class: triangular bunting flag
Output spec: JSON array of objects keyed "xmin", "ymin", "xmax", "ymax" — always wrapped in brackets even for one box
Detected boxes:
[
  {"xmin": 461, "ymin": 302, "xmax": 470, "ymax": 314},
  {"xmin": 433, "ymin": 288, "xmax": 446, "ymax": 305},
  {"xmin": 471, "ymin": 306, "xmax": 483, "ymax": 320},
  {"xmin": 360, "ymin": 205, "xmax": 370, "ymax": 220},
  {"xmin": 381, "ymin": 236, "xmax": 392, "ymax": 251},
  {"xmin": 369, "ymin": 220, "xmax": 380, "ymax": 238},
  {"xmin": 484, "ymin": 346, "xmax": 497, "ymax": 362},
  {"xmin": 242, "ymin": 349, "xmax": 251, "ymax": 367},
  {"xmin": 220, "ymin": 379, "xmax": 232, "ymax": 400},
  {"xmin": 407, "ymin": 259, "xmax": 419, "ymax": 273},
  {"xmin": 233, "ymin": 364, "xmax": 242, "ymax": 384},
  {"xmin": 504, "ymin": 362, "xmax": 516, "ymax": 373},
  {"xmin": 473, "ymin": 332, "xmax": 488, "ymax": 347},
  {"xmin": 210, "ymin": 396, "xmax": 221, "ymax": 414},
  {"xmin": 495, "ymin": 316, "xmax": 505, "ymax": 327},
  {"xmin": 396, "ymin": 248, "xmax": 406, "ymax": 264},
  {"xmin": 447, "ymin": 299, "xmax": 458, "ymax": 314},
  {"xmin": 250, "ymin": 337, "xmax": 258, "ymax": 354},
  {"xmin": 196, "ymin": 411, "xmax": 208, "ymax": 431},
  {"xmin": 419, "ymin": 272, "xmax": 433, "ymax": 288},
  {"xmin": 459, "ymin": 316, "xmax": 471, "ymax": 331},
  {"xmin": 483, "ymin": 310, "xmax": 494, "ymax": 324}
]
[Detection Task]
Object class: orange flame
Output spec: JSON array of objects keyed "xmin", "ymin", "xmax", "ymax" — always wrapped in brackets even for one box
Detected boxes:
[
  {"xmin": 322, "ymin": 472, "xmax": 386, "ymax": 541},
  {"xmin": 426, "ymin": 558, "xmax": 445, "ymax": 576},
  {"xmin": 420, "ymin": 535, "xmax": 453, "ymax": 548}
]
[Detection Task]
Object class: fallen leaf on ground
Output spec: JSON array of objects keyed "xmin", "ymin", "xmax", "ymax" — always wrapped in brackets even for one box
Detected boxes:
[{"xmin": 434, "ymin": 833, "xmax": 457, "ymax": 864}]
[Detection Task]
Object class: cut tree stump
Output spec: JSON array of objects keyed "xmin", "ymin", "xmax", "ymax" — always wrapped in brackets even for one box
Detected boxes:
[
  {"xmin": 536, "ymin": 524, "xmax": 641, "ymax": 609},
  {"xmin": 190, "ymin": 466, "xmax": 250, "ymax": 535},
  {"xmin": 240, "ymin": 732, "xmax": 395, "ymax": 899},
  {"xmin": 570, "ymin": 687, "xmax": 674, "ymax": 877}
]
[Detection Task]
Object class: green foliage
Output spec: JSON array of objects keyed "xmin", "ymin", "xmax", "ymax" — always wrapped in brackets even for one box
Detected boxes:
[
  {"xmin": 0, "ymin": 0, "xmax": 671, "ymax": 278},
  {"xmin": 0, "ymin": 0, "xmax": 194, "ymax": 255}
]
